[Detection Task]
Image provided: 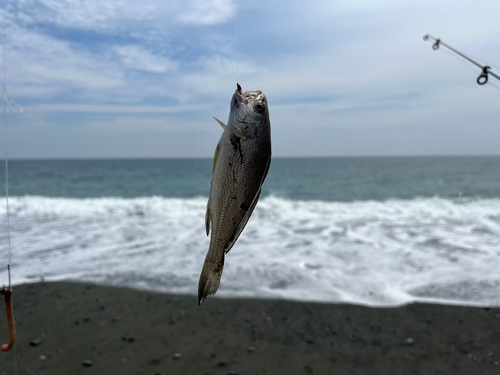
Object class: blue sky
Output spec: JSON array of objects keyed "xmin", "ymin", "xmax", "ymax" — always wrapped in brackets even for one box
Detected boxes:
[{"xmin": 2, "ymin": 0, "xmax": 500, "ymax": 158}]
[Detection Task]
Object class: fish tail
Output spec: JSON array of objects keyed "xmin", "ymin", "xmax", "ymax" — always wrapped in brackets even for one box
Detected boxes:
[{"xmin": 198, "ymin": 253, "xmax": 225, "ymax": 305}]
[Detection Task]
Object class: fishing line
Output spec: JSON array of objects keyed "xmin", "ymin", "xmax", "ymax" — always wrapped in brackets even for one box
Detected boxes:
[
  {"xmin": 440, "ymin": 48, "xmax": 500, "ymax": 91},
  {"xmin": 234, "ymin": 0, "xmax": 239, "ymax": 83},
  {"xmin": 441, "ymin": 48, "xmax": 481, "ymax": 75},
  {"xmin": 458, "ymin": 48, "xmax": 500, "ymax": 74},
  {"xmin": 2, "ymin": 3, "xmax": 12, "ymax": 290},
  {"xmin": 2, "ymin": 5, "xmax": 19, "ymax": 374}
]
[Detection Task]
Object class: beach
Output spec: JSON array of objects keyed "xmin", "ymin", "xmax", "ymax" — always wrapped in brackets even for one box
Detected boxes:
[{"xmin": 0, "ymin": 282, "xmax": 499, "ymax": 375}]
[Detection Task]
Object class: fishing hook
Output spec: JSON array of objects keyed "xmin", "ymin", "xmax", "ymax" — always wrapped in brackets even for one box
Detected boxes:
[
  {"xmin": 0, "ymin": 287, "xmax": 15, "ymax": 352},
  {"xmin": 477, "ymin": 66, "xmax": 490, "ymax": 85}
]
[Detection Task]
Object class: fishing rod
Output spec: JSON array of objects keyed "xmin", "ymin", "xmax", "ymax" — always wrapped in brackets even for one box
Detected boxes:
[{"xmin": 423, "ymin": 34, "xmax": 500, "ymax": 85}]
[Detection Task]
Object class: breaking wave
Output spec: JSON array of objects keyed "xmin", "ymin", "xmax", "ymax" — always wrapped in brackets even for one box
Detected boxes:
[{"xmin": 1, "ymin": 195, "xmax": 499, "ymax": 306}]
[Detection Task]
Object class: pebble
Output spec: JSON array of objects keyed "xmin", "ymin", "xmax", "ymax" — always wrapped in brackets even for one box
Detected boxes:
[
  {"xmin": 82, "ymin": 360, "xmax": 93, "ymax": 367},
  {"xmin": 38, "ymin": 355, "xmax": 47, "ymax": 360},
  {"xmin": 173, "ymin": 353, "xmax": 182, "ymax": 360},
  {"xmin": 121, "ymin": 336, "xmax": 135, "ymax": 342},
  {"xmin": 30, "ymin": 337, "xmax": 44, "ymax": 347},
  {"xmin": 247, "ymin": 346, "xmax": 255, "ymax": 353},
  {"xmin": 404, "ymin": 337, "xmax": 414, "ymax": 346},
  {"xmin": 112, "ymin": 316, "xmax": 121, "ymax": 323}
]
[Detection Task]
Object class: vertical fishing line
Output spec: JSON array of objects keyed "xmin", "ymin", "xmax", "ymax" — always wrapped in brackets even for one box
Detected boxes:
[
  {"xmin": 2, "ymin": 5, "xmax": 19, "ymax": 374},
  {"xmin": 2, "ymin": 0, "xmax": 12, "ymax": 288},
  {"xmin": 1, "ymin": 9, "xmax": 3, "ymax": 84},
  {"xmin": 234, "ymin": 0, "xmax": 238, "ymax": 83}
]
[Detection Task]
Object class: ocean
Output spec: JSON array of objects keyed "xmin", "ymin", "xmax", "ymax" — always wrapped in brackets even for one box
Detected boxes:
[{"xmin": 1, "ymin": 156, "xmax": 499, "ymax": 307}]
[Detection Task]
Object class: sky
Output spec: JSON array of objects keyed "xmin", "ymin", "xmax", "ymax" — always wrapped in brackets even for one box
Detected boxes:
[{"xmin": 2, "ymin": 0, "xmax": 500, "ymax": 158}]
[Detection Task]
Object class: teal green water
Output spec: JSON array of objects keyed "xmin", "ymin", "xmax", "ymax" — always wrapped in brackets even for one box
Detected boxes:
[{"xmin": 2, "ymin": 156, "xmax": 500, "ymax": 201}]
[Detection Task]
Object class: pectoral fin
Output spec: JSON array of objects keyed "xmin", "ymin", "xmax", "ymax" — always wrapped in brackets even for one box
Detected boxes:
[{"xmin": 214, "ymin": 117, "xmax": 240, "ymax": 145}]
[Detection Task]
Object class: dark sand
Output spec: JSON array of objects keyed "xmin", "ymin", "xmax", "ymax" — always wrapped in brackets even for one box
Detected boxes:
[{"xmin": 0, "ymin": 282, "xmax": 499, "ymax": 375}]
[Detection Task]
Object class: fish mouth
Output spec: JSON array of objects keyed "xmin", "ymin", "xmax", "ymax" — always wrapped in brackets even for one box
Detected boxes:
[
  {"xmin": 234, "ymin": 83, "xmax": 262, "ymax": 104},
  {"xmin": 233, "ymin": 83, "xmax": 245, "ymax": 105}
]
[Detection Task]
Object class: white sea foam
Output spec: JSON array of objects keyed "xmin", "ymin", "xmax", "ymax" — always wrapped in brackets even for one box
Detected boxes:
[{"xmin": 1, "ymin": 195, "xmax": 499, "ymax": 307}]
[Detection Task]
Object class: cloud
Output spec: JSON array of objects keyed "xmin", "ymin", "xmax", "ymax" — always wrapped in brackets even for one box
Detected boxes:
[
  {"xmin": 17, "ymin": 0, "xmax": 234, "ymax": 31},
  {"xmin": 25, "ymin": 103, "xmax": 209, "ymax": 114},
  {"xmin": 83, "ymin": 116, "xmax": 208, "ymax": 134},
  {"xmin": 177, "ymin": 0, "xmax": 234, "ymax": 25},
  {"xmin": 6, "ymin": 23, "xmax": 124, "ymax": 91},
  {"xmin": 4, "ymin": 0, "xmax": 500, "ymax": 157},
  {"xmin": 114, "ymin": 45, "xmax": 177, "ymax": 73}
]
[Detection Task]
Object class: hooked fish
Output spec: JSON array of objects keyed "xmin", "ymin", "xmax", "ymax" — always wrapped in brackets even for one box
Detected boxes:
[{"xmin": 198, "ymin": 83, "xmax": 272, "ymax": 305}]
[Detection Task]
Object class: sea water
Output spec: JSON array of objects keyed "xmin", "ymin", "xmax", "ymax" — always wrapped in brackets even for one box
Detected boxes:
[{"xmin": 1, "ymin": 157, "xmax": 499, "ymax": 307}]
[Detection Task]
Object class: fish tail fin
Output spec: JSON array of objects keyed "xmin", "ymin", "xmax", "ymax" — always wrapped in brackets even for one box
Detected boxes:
[{"xmin": 198, "ymin": 254, "xmax": 225, "ymax": 305}]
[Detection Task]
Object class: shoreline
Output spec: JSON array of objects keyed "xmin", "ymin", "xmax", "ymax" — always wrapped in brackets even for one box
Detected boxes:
[{"xmin": 1, "ymin": 281, "xmax": 499, "ymax": 374}]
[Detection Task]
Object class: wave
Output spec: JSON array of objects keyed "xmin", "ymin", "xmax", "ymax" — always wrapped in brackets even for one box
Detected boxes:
[{"xmin": 0, "ymin": 195, "xmax": 499, "ymax": 307}]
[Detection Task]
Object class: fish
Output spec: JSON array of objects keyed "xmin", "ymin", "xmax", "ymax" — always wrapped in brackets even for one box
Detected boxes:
[{"xmin": 198, "ymin": 83, "xmax": 272, "ymax": 305}]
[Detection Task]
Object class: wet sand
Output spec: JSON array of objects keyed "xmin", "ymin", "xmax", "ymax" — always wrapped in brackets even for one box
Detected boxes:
[{"xmin": 0, "ymin": 281, "xmax": 499, "ymax": 375}]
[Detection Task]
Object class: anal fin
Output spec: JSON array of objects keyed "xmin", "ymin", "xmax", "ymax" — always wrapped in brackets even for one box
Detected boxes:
[{"xmin": 205, "ymin": 144, "xmax": 220, "ymax": 236}]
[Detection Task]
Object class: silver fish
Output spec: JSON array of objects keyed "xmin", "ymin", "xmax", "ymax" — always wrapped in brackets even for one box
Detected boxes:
[{"xmin": 198, "ymin": 83, "xmax": 272, "ymax": 305}]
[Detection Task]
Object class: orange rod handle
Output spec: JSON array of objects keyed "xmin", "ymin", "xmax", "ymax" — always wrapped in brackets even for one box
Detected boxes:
[{"xmin": 1, "ymin": 289, "xmax": 15, "ymax": 352}]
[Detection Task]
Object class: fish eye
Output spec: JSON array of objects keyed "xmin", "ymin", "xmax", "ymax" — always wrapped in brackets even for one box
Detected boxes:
[{"xmin": 254, "ymin": 102, "xmax": 265, "ymax": 113}]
